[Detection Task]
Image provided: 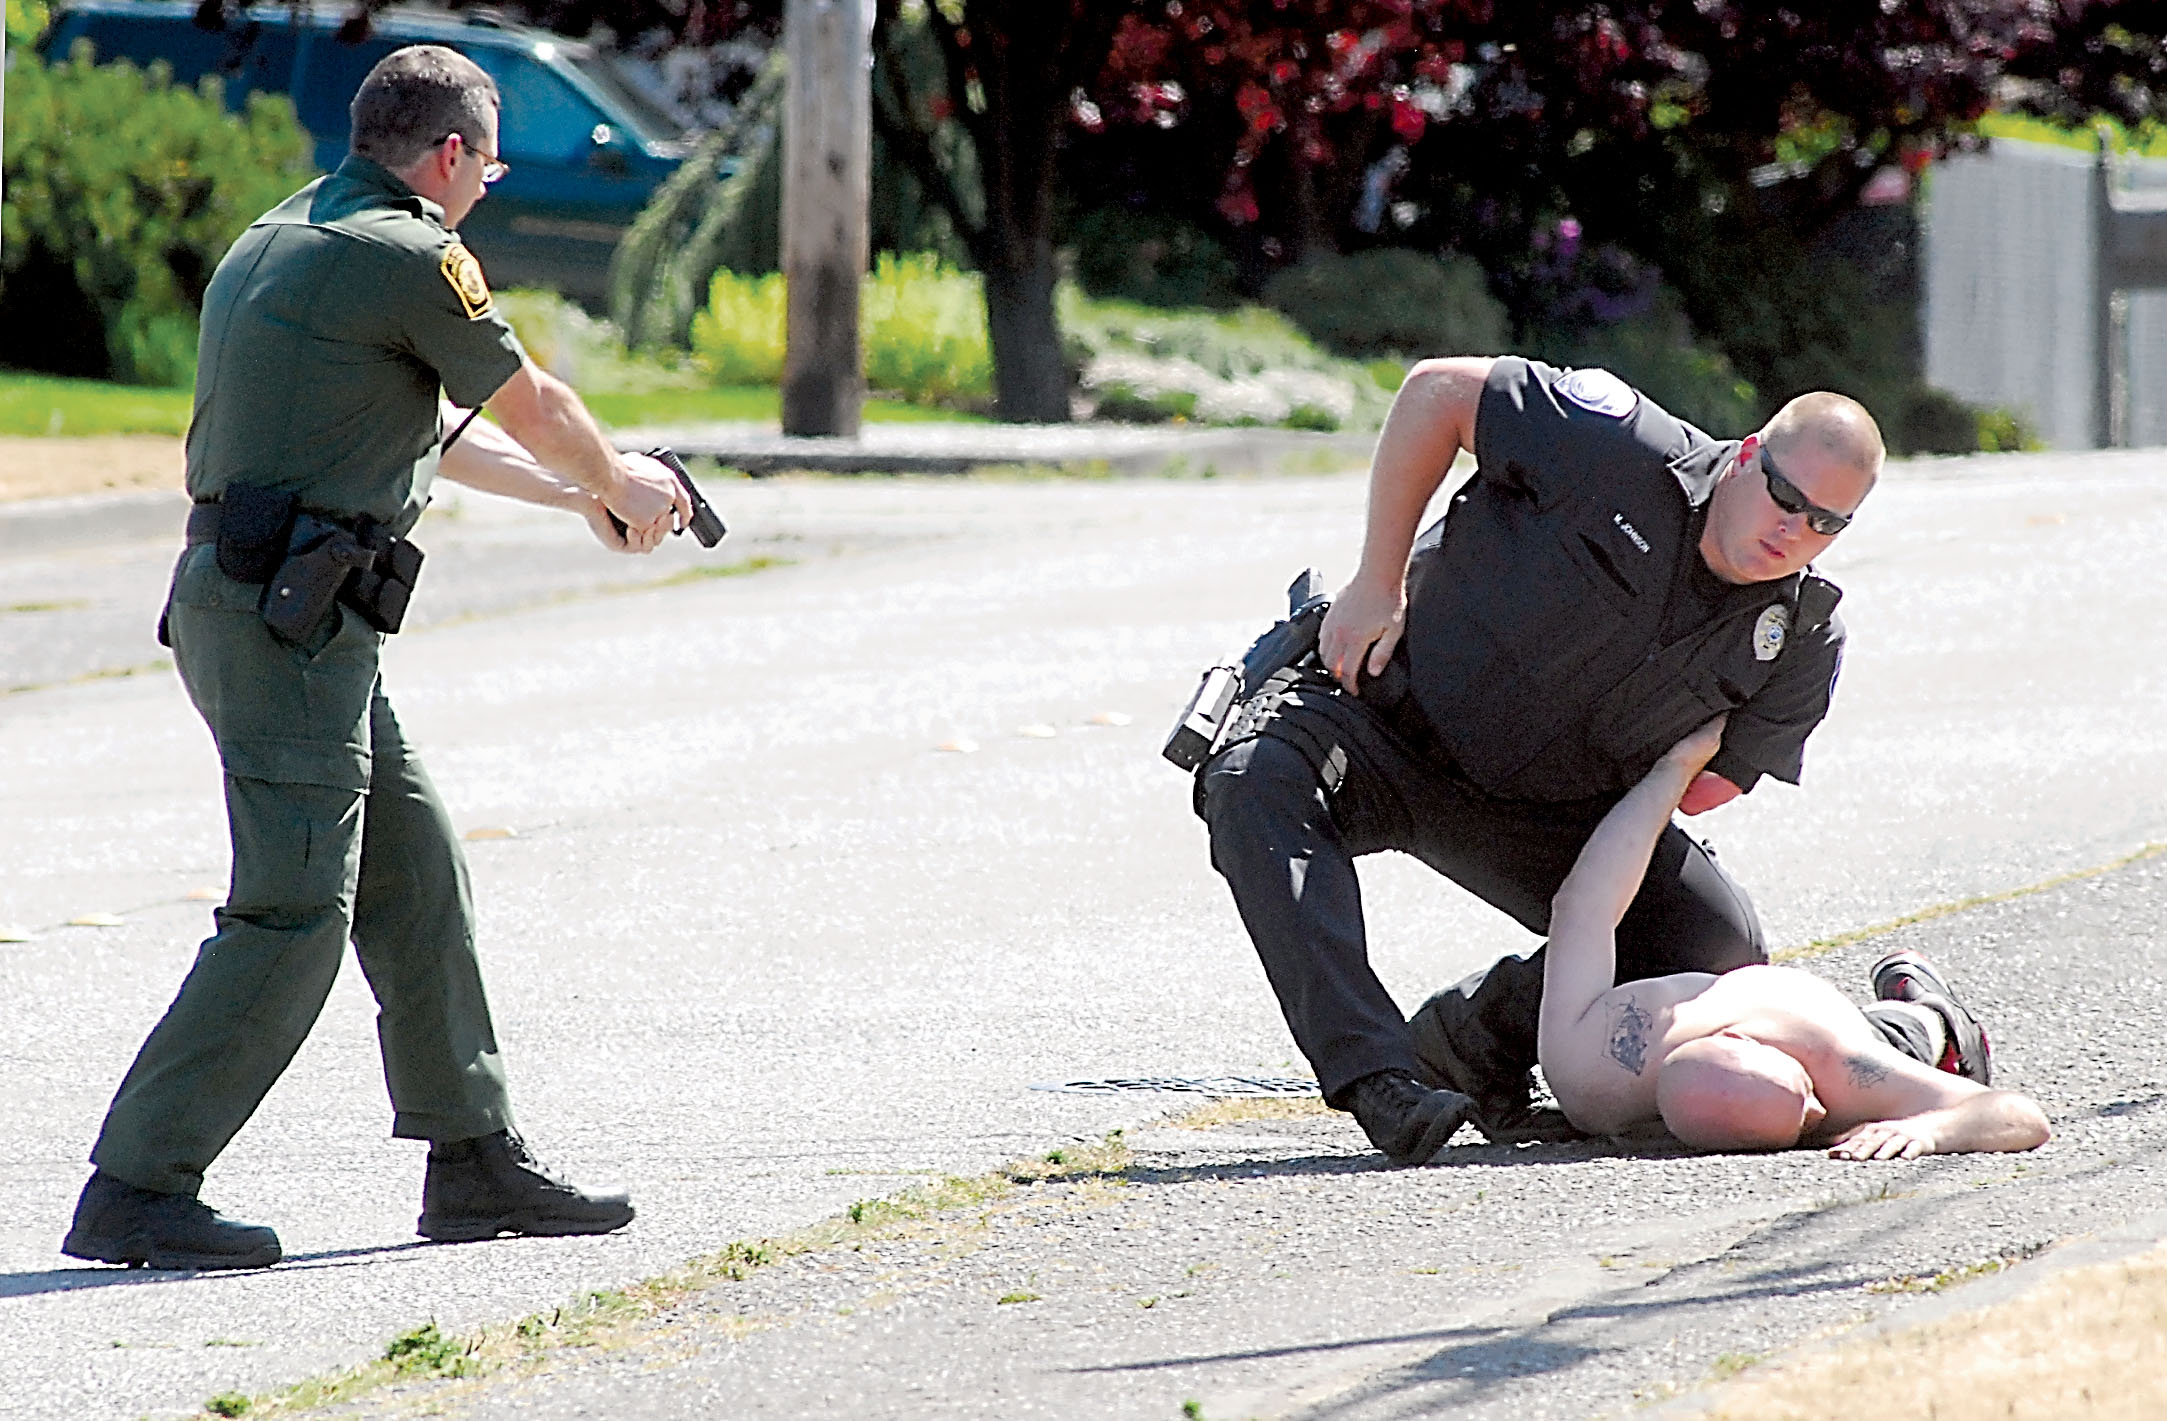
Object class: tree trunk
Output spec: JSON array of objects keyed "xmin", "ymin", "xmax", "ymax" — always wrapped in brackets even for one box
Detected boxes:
[
  {"xmin": 972, "ymin": 5, "xmax": 1071, "ymax": 422},
  {"xmin": 983, "ymin": 253, "xmax": 1066, "ymax": 422}
]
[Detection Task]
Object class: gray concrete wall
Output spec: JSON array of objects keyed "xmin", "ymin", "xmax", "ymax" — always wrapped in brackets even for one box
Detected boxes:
[
  {"xmin": 1923, "ymin": 137, "xmax": 2167, "ymax": 449},
  {"xmin": 1924, "ymin": 140, "xmax": 2098, "ymax": 449},
  {"xmin": 2127, "ymin": 156, "xmax": 2167, "ymax": 449}
]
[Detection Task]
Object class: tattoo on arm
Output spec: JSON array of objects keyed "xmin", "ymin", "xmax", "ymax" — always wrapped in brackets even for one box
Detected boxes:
[
  {"xmin": 1607, "ymin": 997, "xmax": 1653, "ymax": 1075},
  {"xmin": 1845, "ymin": 1053, "xmax": 1893, "ymax": 1088}
]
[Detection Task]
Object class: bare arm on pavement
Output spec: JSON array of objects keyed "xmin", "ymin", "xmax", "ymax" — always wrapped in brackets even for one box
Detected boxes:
[
  {"xmin": 480, "ymin": 360, "xmax": 688, "ymax": 548},
  {"xmin": 1318, "ymin": 356, "xmax": 1495, "ymax": 693},
  {"xmin": 1825, "ymin": 1087, "xmax": 2052, "ymax": 1160}
]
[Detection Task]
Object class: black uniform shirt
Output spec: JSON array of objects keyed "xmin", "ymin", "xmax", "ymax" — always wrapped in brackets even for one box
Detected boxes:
[
  {"xmin": 1402, "ymin": 357, "xmax": 1845, "ymax": 802},
  {"xmin": 184, "ymin": 155, "xmax": 527, "ymax": 535}
]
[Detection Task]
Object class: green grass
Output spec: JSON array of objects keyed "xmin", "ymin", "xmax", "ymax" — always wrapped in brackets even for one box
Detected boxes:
[
  {"xmin": 0, "ymin": 371, "xmax": 193, "ymax": 436},
  {"xmin": 0, "ymin": 372, "xmax": 987, "ymax": 440},
  {"xmin": 1976, "ymin": 112, "xmax": 2167, "ymax": 158},
  {"xmin": 583, "ymin": 385, "xmax": 987, "ymax": 428}
]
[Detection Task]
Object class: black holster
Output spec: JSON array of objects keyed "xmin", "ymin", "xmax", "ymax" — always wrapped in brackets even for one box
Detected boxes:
[
  {"xmin": 261, "ymin": 513, "xmax": 425, "ymax": 643},
  {"xmin": 341, "ymin": 517, "xmax": 425, "ymax": 634},
  {"xmin": 262, "ymin": 515, "xmax": 376, "ymax": 644},
  {"xmin": 181, "ymin": 485, "xmax": 426, "ymax": 646},
  {"xmin": 214, "ymin": 484, "xmax": 297, "ymax": 585}
]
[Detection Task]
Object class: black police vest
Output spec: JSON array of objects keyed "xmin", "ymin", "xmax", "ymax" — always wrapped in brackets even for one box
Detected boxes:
[{"xmin": 1403, "ymin": 446, "xmax": 1840, "ymax": 803}]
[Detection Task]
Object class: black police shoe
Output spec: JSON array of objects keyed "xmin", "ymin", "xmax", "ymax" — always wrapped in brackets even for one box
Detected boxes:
[
  {"xmin": 1404, "ymin": 996, "xmax": 1574, "ymax": 1142},
  {"xmin": 1871, "ymin": 950, "xmax": 1992, "ymax": 1084},
  {"xmin": 61, "ymin": 1171, "xmax": 281, "ymax": 1271},
  {"xmin": 417, "ymin": 1130, "xmax": 635, "ymax": 1242},
  {"xmin": 1343, "ymin": 1072, "xmax": 1474, "ymax": 1166}
]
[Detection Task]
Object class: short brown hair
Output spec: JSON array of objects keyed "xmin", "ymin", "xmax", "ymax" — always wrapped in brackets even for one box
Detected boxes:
[{"xmin": 349, "ymin": 45, "xmax": 499, "ymax": 172}]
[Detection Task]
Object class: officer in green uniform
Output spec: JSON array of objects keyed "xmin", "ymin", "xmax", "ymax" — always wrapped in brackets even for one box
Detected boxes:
[{"xmin": 62, "ymin": 44, "xmax": 690, "ymax": 1270}]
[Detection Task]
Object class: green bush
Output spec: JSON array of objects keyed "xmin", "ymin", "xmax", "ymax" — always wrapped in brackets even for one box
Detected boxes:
[
  {"xmin": 688, "ymin": 254, "xmax": 992, "ymax": 405},
  {"xmin": 861, "ymin": 251, "xmax": 991, "ymax": 404},
  {"xmin": 1060, "ymin": 288, "xmax": 1385, "ymax": 430},
  {"xmin": 1263, "ymin": 248, "xmax": 1510, "ymax": 361},
  {"xmin": 0, "ymin": 42, "xmax": 317, "ymax": 384},
  {"xmin": 7, "ymin": 0, "xmax": 51, "ymax": 47},
  {"xmin": 1894, "ymin": 385, "xmax": 1981, "ymax": 455},
  {"xmin": 1060, "ymin": 293, "xmax": 1331, "ymax": 381},
  {"xmin": 1975, "ymin": 404, "xmax": 2042, "ymax": 453},
  {"xmin": 1069, "ymin": 207, "xmax": 1242, "ymax": 311},
  {"xmin": 689, "ymin": 269, "xmax": 788, "ymax": 385},
  {"xmin": 1527, "ymin": 285, "xmax": 1761, "ymax": 436}
]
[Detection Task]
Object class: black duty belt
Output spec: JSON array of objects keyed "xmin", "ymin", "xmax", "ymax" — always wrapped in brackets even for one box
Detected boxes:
[
  {"xmin": 184, "ymin": 499, "xmax": 373, "ymax": 547},
  {"xmin": 183, "ymin": 492, "xmax": 424, "ymax": 639}
]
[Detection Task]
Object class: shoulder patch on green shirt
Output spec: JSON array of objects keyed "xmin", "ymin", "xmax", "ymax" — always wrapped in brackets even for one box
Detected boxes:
[{"xmin": 440, "ymin": 243, "xmax": 493, "ymax": 319}]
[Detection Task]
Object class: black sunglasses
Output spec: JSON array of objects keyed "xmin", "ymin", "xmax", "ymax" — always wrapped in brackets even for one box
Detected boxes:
[{"xmin": 1757, "ymin": 445, "xmax": 1851, "ymax": 536}]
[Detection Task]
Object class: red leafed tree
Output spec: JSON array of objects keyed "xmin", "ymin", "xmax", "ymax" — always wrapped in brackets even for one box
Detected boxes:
[
  {"xmin": 869, "ymin": 1, "xmax": 1126, "ymax": 422},
  {"xmin": 1083, "ymin": 2, "xmax": 2161, "ymax": 266},
  {"xmin": 426, "ymin": 0, "xmax": 2164, "ymax": 419}
]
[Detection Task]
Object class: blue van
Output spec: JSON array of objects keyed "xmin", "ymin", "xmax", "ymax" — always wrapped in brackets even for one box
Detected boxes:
[{"xmin": 39, "ymin": 1, "xmax": 696, "ymax": 305}]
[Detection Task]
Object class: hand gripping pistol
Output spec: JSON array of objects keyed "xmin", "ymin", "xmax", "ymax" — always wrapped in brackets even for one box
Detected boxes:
[{"xmin": 1162, "ymin": 569, "xmax": 1330, "ymax": 772}]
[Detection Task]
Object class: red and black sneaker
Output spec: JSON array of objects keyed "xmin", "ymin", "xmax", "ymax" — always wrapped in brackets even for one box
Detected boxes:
[{"xmin": 1871, "ymin": 950, "xmax": 1993, "ymax": 1085}]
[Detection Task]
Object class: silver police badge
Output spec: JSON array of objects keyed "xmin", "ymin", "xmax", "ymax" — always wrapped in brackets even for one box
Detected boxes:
[
  {"xmin": 1753, "ymin": 604, "xmax": 1790, "ymax": 661},
  {"xmin": 1557, "ymin": 367, "xmax": 1637, "ymax": 418}
]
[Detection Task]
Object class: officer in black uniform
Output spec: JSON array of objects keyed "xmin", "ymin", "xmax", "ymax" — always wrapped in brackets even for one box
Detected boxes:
[
  {"xmin": 1200, "ymin": 355, "xmax": 1881, "ymax": 1164},
  {"xmin": 61, "ymin": 45, "xmax": 691, "ymax": 1270}
]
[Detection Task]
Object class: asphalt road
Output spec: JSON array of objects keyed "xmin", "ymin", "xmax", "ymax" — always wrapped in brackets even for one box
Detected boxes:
[{"xmin": 2, "ymin": 449, "xmax": 2164, "ymax": 1419}]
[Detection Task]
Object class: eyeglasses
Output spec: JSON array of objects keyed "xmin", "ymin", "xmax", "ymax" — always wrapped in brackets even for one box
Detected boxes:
[
  {"xmin": 440, "ymin": 134, "xmax": 510, "ymax": 185},
  {"xmin": 1758, "ymin": 444, "xmax": 1851, "ymax": 536}
]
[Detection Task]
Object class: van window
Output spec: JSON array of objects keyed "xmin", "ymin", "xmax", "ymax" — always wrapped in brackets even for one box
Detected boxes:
[
  {"xmin": 567, "ymin": 52, "xmax": 680, "ymax": 145},
  {"xmin": 71, "ymin": 12, "xmax": 294, "ymax": 103},
  {"xmin": 472, "ymin": 52, "xmax": 609, "ymax": 164},
  {"xmin": 294, "ymin": 33, "xmax": 398, "ymax": 141}
]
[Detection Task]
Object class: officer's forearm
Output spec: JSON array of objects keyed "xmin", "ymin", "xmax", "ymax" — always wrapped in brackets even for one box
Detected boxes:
[
  {"xmin": 437, "ymin": 405, "xmax": 594, "ymax": 513},
  {"xmin": 482, "ymin": 362, "xmax": 627, "ymax": 502}
]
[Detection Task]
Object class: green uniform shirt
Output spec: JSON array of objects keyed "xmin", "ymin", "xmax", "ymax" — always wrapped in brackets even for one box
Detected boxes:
[{"xmin": 184, "ymin": 155, "xmax": 526, "ymax": 535}]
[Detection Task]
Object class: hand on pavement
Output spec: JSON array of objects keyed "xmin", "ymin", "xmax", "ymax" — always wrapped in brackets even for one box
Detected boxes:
[{"xmin": 1828, "ymin": 1118, "xmax": 1935, "ymax": 1161}]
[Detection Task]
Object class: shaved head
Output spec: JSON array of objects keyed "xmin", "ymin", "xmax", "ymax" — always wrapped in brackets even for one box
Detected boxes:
[
  {"xmin": 1761, "ymin": 392, "xmax": 1885, "ymax": 491},
  {"xmin": 1657, "ymin": 1033, "xmax": 1824, "ymax": 1151}
]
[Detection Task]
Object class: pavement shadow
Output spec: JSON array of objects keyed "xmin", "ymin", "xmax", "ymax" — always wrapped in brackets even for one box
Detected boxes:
[
  {"xmin": 1121, "ymin": 1154, "xmax": 1388, "ymax": 1184},
  {"xmin": 1067, "ymin": 1321, "xmax": 1522, "ymax": 1374},
  {"xmin": 1120, "ymin": 1132, "xmax": 1691, "ymax": 1186},
  {"xmin": 0, "ymin": 1240, "xmax": 437, "ymax": 1298}
]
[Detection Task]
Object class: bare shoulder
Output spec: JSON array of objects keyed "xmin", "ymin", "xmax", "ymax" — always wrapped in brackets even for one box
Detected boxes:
[{"xmin": 1546, "ymin": 974, "xmax": 1711, "ymax": 1134}]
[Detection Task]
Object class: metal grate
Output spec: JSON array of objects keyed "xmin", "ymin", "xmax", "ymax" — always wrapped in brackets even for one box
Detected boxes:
[{"xmin": 1030, "ymin": 1076, "xmax": 1320, "ymax": 1097}]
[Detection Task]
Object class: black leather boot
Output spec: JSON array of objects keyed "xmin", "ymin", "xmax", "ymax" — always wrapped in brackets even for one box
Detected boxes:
[
  {"xmin": 1408, "ymin": 960, "xmax": 1597, "ymax": 1140},
  {"xmin": 417, "ymin": 1130, "xmax": 634, "ymax": 1242},
  {"xmin": 62, "ymin": 1170, "xmax": 282, "ymax": 1270},
  {"xmin": 1342, "ymin": 1071, "xmax": 1474, "ymax": 1166}
]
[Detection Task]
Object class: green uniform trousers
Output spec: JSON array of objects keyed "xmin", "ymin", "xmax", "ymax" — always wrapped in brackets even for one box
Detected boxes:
[{"xmin": 92, "ymin": 546, "xmax": 512, "ymax": 1196}]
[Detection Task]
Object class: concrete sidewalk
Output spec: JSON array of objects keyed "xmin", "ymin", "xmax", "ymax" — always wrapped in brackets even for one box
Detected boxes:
[
  {"xmin": 606, "ymin": 419, "xmax": 1376, "ymax": 478},
  {"xmin": 312, "ymin": 848, "xmax": 2167, "ymax": 1421}
]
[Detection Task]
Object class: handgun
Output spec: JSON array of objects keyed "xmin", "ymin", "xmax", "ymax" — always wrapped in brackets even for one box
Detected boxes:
[
  {"xmin": 1163, "ymin": 569, "xmax": 1332, "ymax": 772},
  {"xmin": 609, "ymin": 447, "xmax": 728, "ymax": 548}
]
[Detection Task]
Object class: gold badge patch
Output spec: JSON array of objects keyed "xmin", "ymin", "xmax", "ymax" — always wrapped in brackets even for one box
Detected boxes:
[{"xmin": 439, "ymin": 243, "xmax": 493, "ymax": 319}]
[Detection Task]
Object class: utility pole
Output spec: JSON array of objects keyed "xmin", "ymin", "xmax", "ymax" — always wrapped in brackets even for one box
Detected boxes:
[{"xmin": 780, "ymin": 0, "xmax": 871, "ymax": 437}]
